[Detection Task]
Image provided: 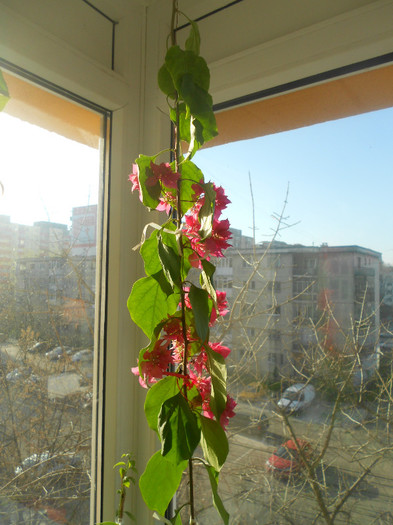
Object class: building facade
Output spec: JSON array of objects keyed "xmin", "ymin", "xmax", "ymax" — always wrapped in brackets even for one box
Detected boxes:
[
  {"xmin": 0, "ymin": 208, "xmax": 97, "ymax": 345},
  {"xmin": 214, "ymin": 232, "xmax": 381, "ymax": 379}
]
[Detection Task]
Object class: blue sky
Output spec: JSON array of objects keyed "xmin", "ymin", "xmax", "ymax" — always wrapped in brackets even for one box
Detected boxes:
[
  {"xmin": 194, "ymin": 106, "xmax": 393, "ymax": 264},
  {"xmin": 1, "ymin": 106, "xmax": 392, "ymax": 265}
]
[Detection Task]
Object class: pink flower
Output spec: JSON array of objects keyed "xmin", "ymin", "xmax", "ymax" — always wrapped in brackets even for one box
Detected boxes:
[
  {"xmin": 163, "ymin": 317, "xmax": 184, "ymax": 343},
  {"xmin": 190, "ymin": 350, "xmax": 208, "ymax": 375},
  {"xmin": 183, "ymin": 213, "xmax": 200, "ymax": 240},
  {"xmin": 170, "ymin": 341, "xmax": 184, "ymax": 364},
  {"xmin": 128, "ymin": 164, "xmax": 140, "ymax": 192},
  {"xmin": 128, "ymin": 162, "xmax": 178, "ymax": 213},
  {"xmin": 183, "ymin": 215, "xmax": 232, "ymax": 259},
  {"xmin": 210, "ymin": 342, "xmax": 231, "ymax": 358},
  {"xmin": 220, "ymin": 395, "xmax": 237, "ymax": 429},
  {"xmin": 216, "ymin": 290, "xmax": 229, "ymax": 316},
  {"xmin": 131, "ymin": 364, "xmax": 148, "ymax": 388},
  {"xmin": 203, "ymin": 218, "xmax": 232, "ymax": 257},
  {"xmin": 203, "ymin": 394, "xmax": 236, "ymax": 430},
  {"xmin": 188, "ymin": 251, "xmax": 202, "ymax": 269},
  {"xmin": 156, "ymin": 199, "xmax": 172, "ymax": 213},
  {"xmin": 188, "ymin": 370, "xmax": 211, "ymax": 402},
  {"xmin": 129, "ymin": 164, "xmax": 143, "ymax": 204},
  {"xmin": 149, "ymin": 162, "xmax": 180, "ymax": 189},
  {"xmin": 191, "ymin": 181, "xmax": 204, "ymax": 201},
  {"xmin": 189, "ymin": 181, "xmax": 230, "ymax": 220},
  {"xmin": 210, "ymin": 290, "xmax": 229, "ymax": 325},
  {"xmin": 213, "ymin": 184, "xmax": 231, "ymax": 219},
  {"xmin": 132, "ymin": 339, "xmax": 174, "ymax": 388}
]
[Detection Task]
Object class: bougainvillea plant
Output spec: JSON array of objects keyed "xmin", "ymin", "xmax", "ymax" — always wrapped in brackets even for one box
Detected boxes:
[{"xmin": 127, "ymin": 3, "xmax": 235, "ymax": 524}]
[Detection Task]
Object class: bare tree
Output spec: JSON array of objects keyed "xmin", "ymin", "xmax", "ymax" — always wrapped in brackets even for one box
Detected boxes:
[{"xmin": 175, "ymin": 206, "xmax": 392, "ymax": 524}]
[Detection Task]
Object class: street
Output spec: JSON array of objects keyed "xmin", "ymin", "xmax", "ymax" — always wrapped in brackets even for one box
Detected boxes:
[{"xmin": 181, "ymin": 396, "xmax": 393, "ymax": 524}]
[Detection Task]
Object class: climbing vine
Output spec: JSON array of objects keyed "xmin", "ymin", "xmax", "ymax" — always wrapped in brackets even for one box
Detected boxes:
[{"xmin": 128, "ymin": 4, "xmax": 235, "ymax": 523}]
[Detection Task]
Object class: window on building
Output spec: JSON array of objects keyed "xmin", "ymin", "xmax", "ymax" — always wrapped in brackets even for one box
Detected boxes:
[
  {"xmin": 268, "ymin": 281, "xmax": 281, "ymax": 293},
  {"xmin": 268, "ymin": 305, "xmax": 281, "ymax": 316},
  {"xmin": 268, "ymin": 330, "xmax": 281, "ymax": 342},
  {"xmin": 0, "ymin": 68, "xmax": 108, "ymax": 524}
]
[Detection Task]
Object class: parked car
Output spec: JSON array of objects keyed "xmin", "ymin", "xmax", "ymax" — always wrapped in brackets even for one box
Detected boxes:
[
  {"xmin": 277, "ymin": 383, "xmax": 315, "ymax": 413},
  {"xmin": 45, "ymin": 346, "xmax": 73, "ymax": 361},
  {"xmin": 27, "ymin": 341, "xmax": 49, "ymax": 354},
  {"xmin": 14, "ymin": 451, "xmax": 89, "ymax": 524},
  {"xmin": 266, "ymin": 439, "xmax": 312, "ymax": 477},
  {"xmin": 72, "ymin": 349, "xmax": 93, "ymax": 363},
  {"xmin": 15, "ymin": 450, "xmax": 83, "ymax": 475},
  {"xmin": 6, "ymin": 367, "xmax": 39, "ymax": 384}
]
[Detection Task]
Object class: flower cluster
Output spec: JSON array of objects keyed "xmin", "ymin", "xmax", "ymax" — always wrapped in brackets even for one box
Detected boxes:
[
  {"xmin": 131, "ymin": 288, "xmax": 236, "ymax": 429},
  {"xmin": 183, "ymin": 182, "xmax": 232, "ymax": 263},
  {"xmin": 129, "ymin": 161, "xmax": 236, "ymax": 430},
  {"xmin": 129, "ymin": 161, "xmax": 180, "ymax": 213}
]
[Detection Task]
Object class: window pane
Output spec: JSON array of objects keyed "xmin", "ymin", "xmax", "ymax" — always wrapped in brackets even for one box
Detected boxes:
[
  {"xmin": 0, "ymin": 70, "xmax": 106, "ymax": 524},
  {"xmin": 181, "ymin": 81, "xmax": 393, "ymax": 523}
]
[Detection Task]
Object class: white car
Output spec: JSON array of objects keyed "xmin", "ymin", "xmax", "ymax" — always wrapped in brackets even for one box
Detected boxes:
[
  {"xmin": 278, "ymin": 383, "xmax": 315, "ymax": 413},
  {"xmin": 45, "ymin": 346, "xmax": 73, "ymax": 361},
  {"xmin": 72, "ymin": 349, "xmax": 93, "ymax": 363}
]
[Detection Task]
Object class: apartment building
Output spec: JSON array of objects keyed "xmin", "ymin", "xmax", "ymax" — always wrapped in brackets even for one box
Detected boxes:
[
  {"xmin": 14, "ymin": 255, "xmax": 95, "ymax": 345},
  {"xmin": 71, "ymin": 205, "xmax": 97, "ymax": 257},
  {"xmin": 215, "ymin": 231, "xmax": 381, "ymax": 378},
  {"xmin": 1, "ymin": 207, "xmax": 97, "ymax": 344}
]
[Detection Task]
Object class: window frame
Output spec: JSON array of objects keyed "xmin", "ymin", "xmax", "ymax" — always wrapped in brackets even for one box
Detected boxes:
[{"xmin": 2, "ymin": 2, "xmax": 393, "ymax": 523}]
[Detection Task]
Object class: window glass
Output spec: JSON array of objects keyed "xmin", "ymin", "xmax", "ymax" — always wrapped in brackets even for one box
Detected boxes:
[
  {"xmin": 0, "ymin": 69, "xmax": 107, "ymax": 524},
  {"xmin": 180, "ymin": 74, "xmax": 393, "ymax": 524}
]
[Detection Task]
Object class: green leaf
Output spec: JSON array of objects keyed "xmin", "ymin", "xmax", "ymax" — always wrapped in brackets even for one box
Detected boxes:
[
  {"xmin": 171, "ymin": 511, "xmax": 183, "ymax": 525},
  {"xmin": 127, "ymin": 275, "xmax": 178, "ymax": 338},
  {"xmin": 170, "ymin": 103, "xmax": 191, "ymax": 144},
  {"xmin": 160, "ymin": 220, "xmax": 179, "ymax": 246},
  {"xmin": 152, "ymin": 513, "xmax": 172, "ymax": 525},
  {"xmin": 159, "ymin": 392, "xmax": 201, "ymax": 464},
  {"xmin": 164, "ymin": 46, "xmax": 216, "ymax": 151},
  {"xmin": 181, "ymin": 244, "xmax": 194, "ymax": 281},
  {"xmin": 204, "ymin": 463, "xmax": 230, "ymax": 524},
  {"xmin": 140, "ymin": 230, "xmax": 161, "ymax": 276},
  {"xmin": 136, "ymin": 154, "xmax": 161, "ymax": 209},
  {"xmin": 124, "ymin": 510, "xmax": 136, "ymax": 522},
  {"xmin": 201, "ymin": 259, "xmax": 215, "ymax": 279},
  {"xmin": 152, "ymin": 511, "xmax": 182, "ymax": 525},
  {"xmin": 200, "ymin": 259, "xmax": 216, "ymax": 302},
  {"xmin": 185, "ymin": 20, "xmax": 200, "ymax": 55},
  {"xmin": 158, "ymin": 63, "xmax": 177, "ymax": 99},
  {"xmin": 158, "ymin": 237, "xmax": 181, "ymax": 289},
  {"xmin": 200, "ymin": 416, "xmax": 229, "ymax": 472},
  {"xmin": 145, "ymin": 376, "xmax": 179, "ymax": 432},
  {"xmin": 113, "ymin": 461, "xmax": 126, "ymax": 468},
  {"xmin": 198, "ymin": 182, "xmax": 216, "ymax": 240},
  {"xmin": 187, "ymin": 117, "xmax": 203, "ymax": 159},
  {"xmin": 139, "ymin": 451, "xmax": 187, "ymax": 515},
  {"xmin": 179, "ymin": 160, "xmax": 204, "ymax": 215},
  {"xmin": 165, "ymin": 46, "xmax": 210, "ymax": 93},
  {"xmin": 206, "ymin": 346, "xmax": 227, "ymax": 419},
  {"xmin": 0, "ymin": 70, "xmax": 9, "ymax": 112},
  {"xmin": 151, "ymin": 269, "xmax": 174, "ymax": 296},
  {"xmin": 188, "ymin": 284, "xmax": 210, "ymax": 342},
  {"xmin": 179, "ymin": 74, "xmax": 217, "ymax": 144}
]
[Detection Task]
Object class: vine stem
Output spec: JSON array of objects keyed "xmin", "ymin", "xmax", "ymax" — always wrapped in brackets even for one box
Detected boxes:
[{"xmin": 171, "ymin": 0, "xmax": 196, "ymax": 521}]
